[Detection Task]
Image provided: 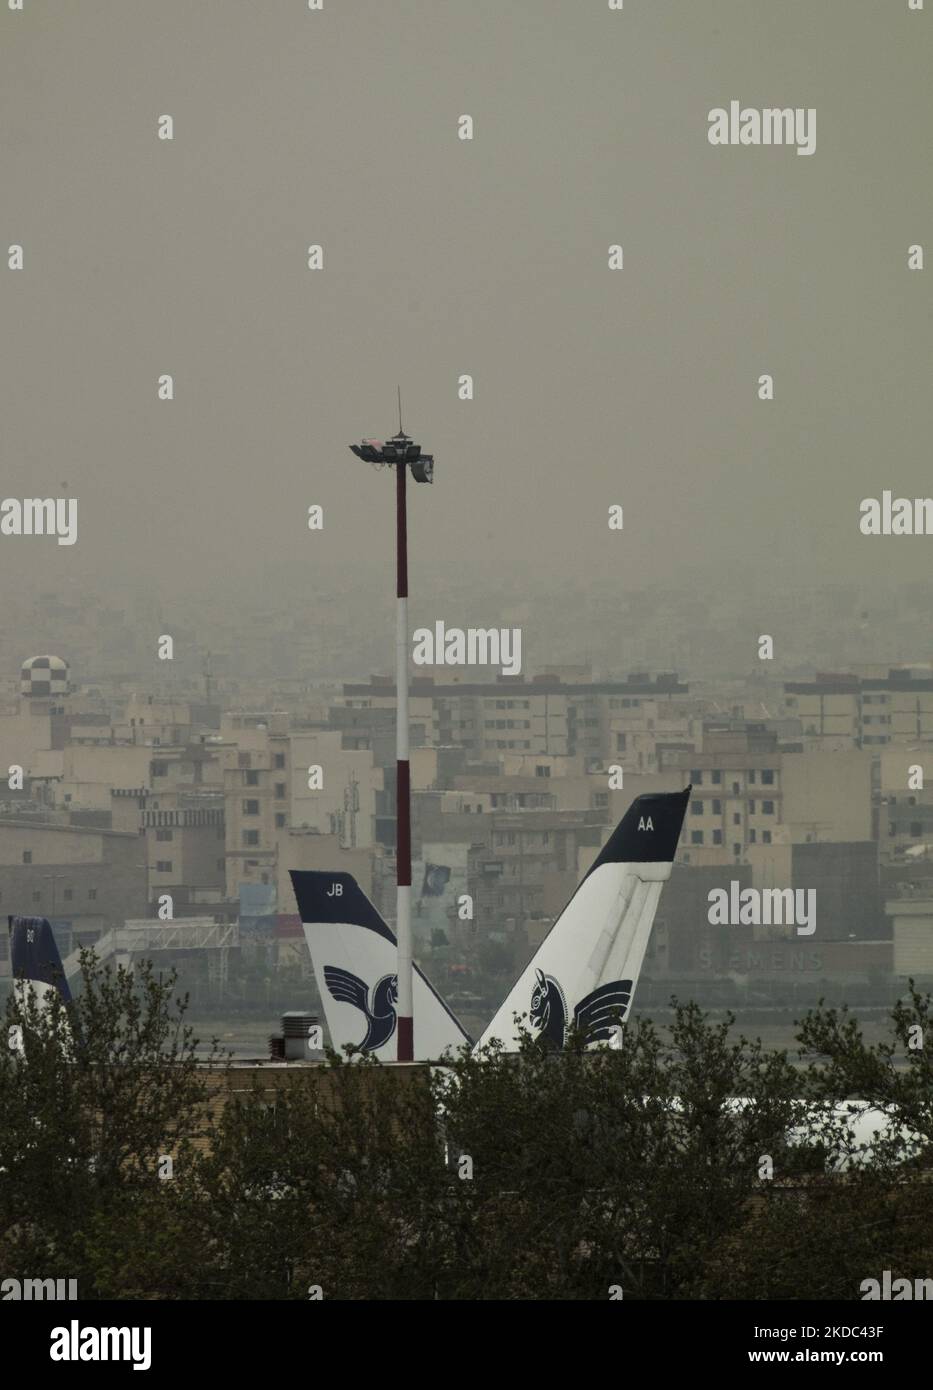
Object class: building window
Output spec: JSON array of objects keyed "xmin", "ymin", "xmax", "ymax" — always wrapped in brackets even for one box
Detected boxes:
[
  {"xmin": 732, "ymin": 782, "xmax": 740, "ymax": 795},
  {"xmin": 712, "ymin": 829, "xmax": 723, "ymax": 845},
  {"xmin": 274, "ymin": 783, "xmax": 286, "ymax": 799},
  {"xmin": 22, "ymin": 851, "xmax": 32, "ymax": 864},
  {"xmin": 733, "ymin": 813, "xmax": 741, "ymax": 825},
  {"xmin": 712, "ymin": 799, "xmax": 722, "ymax": 814},
  {"xmin": 762, "ymin": 800, "xmax": 774, "ymax": 815},
  {"xmin": 156, "ymin": 828, "xmax": 173, "ymax": 842},
  {"xmin": 88, "ymin": 889, "xmax": 97, "ymax": 900},
  {"xmin": 151, "ymin": 761, "xmax": 168, "ymax": 777},
  {"xmin": 690, "ymin": 800, "xmax": 703, "ymax": 815},
  {"xmin": 690, "ymin": 770, "xmax": 702, "ymax": 784},
  {"xmin": 243, "ymin": 799, "xmax": 260, "ymax": 815},
  {"xmin": 244, "ymin": 770, "xmax": 260, "ymax": 787},
  {"xmin": 749, "ymin": 800, "xmax": 756, "ymax": 814},
  {"xmin": 749, "ymin": 770, "xmax": 756, "ymax": 784},
  {"xmin": 535, "ymin": 765, "xmax": 550, "ymax": 779},
  {"xmin": 749, "ymin": 829, "xmax": 757, "ymax": 844},
  {"xmin": 274, "ymin": 753, "xmax": 286, "ymax": 769},
  {"xmin": 32, "ymin": 890, "xmax": 41, "ymax": 903},
  {"xmin": 155, "ymin": 860, "xmax": 173, "ymax": 873},
  {"xmin": 242, "ymin": 831, "xmax": 260, "ymax": 848},
  {"xmin": 275, "ymin": 813, "xmax": 286, "ymax": 829},
  {"xmin": 690, "ymin": 830, "xmax": 704, "ymax": 845},
  {"xmin": 762, "ymin": 769, "xmax": 775, "ymax": 785},
  {"xmin": 762, "ymin": 831, "xmax": 772, "ymax": 845}
]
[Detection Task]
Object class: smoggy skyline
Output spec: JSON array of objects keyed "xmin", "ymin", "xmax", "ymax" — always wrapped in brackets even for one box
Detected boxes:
[{"xmin": 1, "ymin": 0, "xmax": 931, "ymax": 633}]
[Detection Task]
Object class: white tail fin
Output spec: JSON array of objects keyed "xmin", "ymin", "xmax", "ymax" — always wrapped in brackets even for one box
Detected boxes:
[
  {"xmin": 289, "ymin": 871, "xmax": 472, "ymax": 1061},
  {"xmin": 477, "ymin": 787, "xmax": 690, "ymax": 1051}
]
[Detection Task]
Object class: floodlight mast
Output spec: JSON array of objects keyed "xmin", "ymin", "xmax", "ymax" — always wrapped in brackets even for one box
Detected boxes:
[
  {"xmin": 394, "ymin": 444, "xmax": 412, "ymax": 1062},
  {"xmin": 348, "ymin": 398, "xmax": 434, "ymax": 1062}
]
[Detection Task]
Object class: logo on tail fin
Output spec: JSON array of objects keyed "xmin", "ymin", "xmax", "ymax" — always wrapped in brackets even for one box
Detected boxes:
[
  {"xmin": 529, "ymin": 968, "xmax": 567, "ymax": 1048},
  {"xmin": 574, "ymin": 979, "xmax": 633, "ymax": 1043},
  {"xmin": 323, "ymin": 965, "xmax": 398, "ymax": 1052},
  {"xmin": 529, "ymin": 968, "xmax": 632, "ymax": 1049}
]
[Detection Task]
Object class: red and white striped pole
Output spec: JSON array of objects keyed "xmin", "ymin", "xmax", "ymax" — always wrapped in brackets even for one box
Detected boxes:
[{"xmin": 395, "ymin": 455, "xmax": 413, "ymax": 1061}]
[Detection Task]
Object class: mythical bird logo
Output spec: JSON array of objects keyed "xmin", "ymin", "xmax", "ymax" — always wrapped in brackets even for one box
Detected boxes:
[
  {"xmin": 323, "ymin": 965, "xmax": 398, "ymax": 1052},
  {"xmin": 529, "ymin": 968, "xmax": 633, "ymax": 1049}
]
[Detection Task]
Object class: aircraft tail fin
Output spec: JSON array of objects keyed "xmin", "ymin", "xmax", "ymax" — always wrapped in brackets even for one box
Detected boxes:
[
  {"xmin": 290, "ymin": 871, "xmax": 472, "ymax": 1061},
  {"xmin": 477, "ymin": 786, "xmax": 690, "ymax": 1051},
  {"xmin": 9, "ymin": 915, "xmax": 73, "ymax": 1006}
]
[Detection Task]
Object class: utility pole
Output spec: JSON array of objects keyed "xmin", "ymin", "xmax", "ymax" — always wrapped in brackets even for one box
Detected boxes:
[{"xmin": 349, "ymin": 393, "xmax": 434, "ymax": 1060}]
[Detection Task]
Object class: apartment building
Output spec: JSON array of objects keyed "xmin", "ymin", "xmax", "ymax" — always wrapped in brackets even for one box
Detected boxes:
[
  {"xmin": 466, "ymin": 808, "xmax": 606, "ymax": 928},
  {"xmin": 659, "ymin": 727, "xmax": 873, "ymax": 867},
  {"xmin": 785, "ymin": 668, "xmax": 933, "ymax": 748},
  {"xmin": 0, "ymin": 818, "xmax": 147, "ymax": 970},
  {"xmin": 661, "ymin": 728, "xmax": 784, "ymax": 863},
  {"xmin": 878, "ymin": 748, "xmax": 933, "ymax": 859},
  {"xmin": 113, "ymin": 694, "xmax": 220, "ymax": 745},
  {"xmin": 221, "ymin": 714, "xmax": 381, "ymax": 897},
  {"xmin": 338, "ymin": 672, "xmax": 690, "ymax": 763},
  {"xmin": 142, "ymin": 789, "xmax": 226, "ymax": 907}
]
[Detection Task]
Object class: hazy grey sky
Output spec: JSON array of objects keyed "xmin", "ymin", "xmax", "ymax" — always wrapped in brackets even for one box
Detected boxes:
[{"xmin": 1, "ymin": 0, "xmax": 931, "ymax": 614}]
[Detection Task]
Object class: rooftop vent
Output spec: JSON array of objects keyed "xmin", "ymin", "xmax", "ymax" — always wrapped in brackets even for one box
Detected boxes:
[{"xmin": 281, "ymin": 1011, "xmax": 322, "ymax": 1061}]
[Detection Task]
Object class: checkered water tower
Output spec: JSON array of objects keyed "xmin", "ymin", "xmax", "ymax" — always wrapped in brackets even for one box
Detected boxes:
[{"xmin": 20, "ymin": 654, "xmax": 69, "ymax": 700}]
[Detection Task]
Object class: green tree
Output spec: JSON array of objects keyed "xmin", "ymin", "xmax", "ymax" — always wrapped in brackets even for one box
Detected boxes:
[
  {"xmin": 188, "ymin": 1054, "xmax": 453, "ymax": 1299},
  {"xmin": 434, "ymin": 1002, "xmax": 815, "ymax": 1298},
  {"xmin": 0, "ymin": 952, "xmax": 224, "ymax": 1299}
]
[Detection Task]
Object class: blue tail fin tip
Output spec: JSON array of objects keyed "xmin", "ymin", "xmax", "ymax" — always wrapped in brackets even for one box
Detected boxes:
[
  {"xmin": 586, "ymin": 785, "xmax": 691, "ymax": 874},
  {"xmin": 9, "ymin": 915, "xmax": 72, "ymax": 1003}
]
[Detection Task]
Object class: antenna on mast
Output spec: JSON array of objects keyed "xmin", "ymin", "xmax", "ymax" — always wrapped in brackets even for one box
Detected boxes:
[{"xmin": 397, "ymin": 385, "xmax": 404, "ymax": 437}]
